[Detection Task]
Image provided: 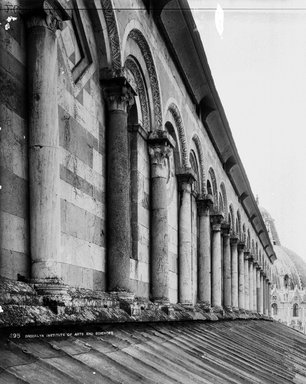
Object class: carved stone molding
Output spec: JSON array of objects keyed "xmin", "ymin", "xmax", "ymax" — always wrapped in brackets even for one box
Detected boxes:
[
  {"xmin": 125, "ymin": 58, "xmax": 150, "ymax": 132},
  {"xmin": 168, "ymin": 103, "xmax": 188, "ymax": 169},
  {"xmin": 101, "ymin": 0, "xmax": 122, "ymax": 77},
  {"xmin": 192, "ymin": 134, "xmax": 206, "ymax": 195},
  {"xmin": 128, "ymin": 29, "xmax": 162, "ymax": 130}
]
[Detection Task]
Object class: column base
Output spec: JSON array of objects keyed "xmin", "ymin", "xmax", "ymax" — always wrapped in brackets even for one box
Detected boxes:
[{"xmin": 31, "ymin": 277, "xmax": 70, "ymax": 315}]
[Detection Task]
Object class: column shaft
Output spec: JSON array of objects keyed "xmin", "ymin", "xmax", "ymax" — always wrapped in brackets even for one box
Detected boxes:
[
  {"xmin": 211, "ymin": 215, "xmax": 223, "ymax": 307},
  {"xmin": 27, "ymin": 17, "xmax": 61, "ymax": 280},
  {"xmin": 256, "ymin": 269, "xmax": 261, "ymax": 312},
  {"xmin": 197, "ymin": 198, "xmax": 212, "ymax": 304},
  {"xmin": 253, "ymin": 265, "xmax": 257, "ymax": 312},
  {"xmin": 238, "ymin": 244, "xmax": 245, "ymax": 310},
  {"xmin": 249, "ymin": 261, "xmax": 254, "ymax": 311},
  {"xmin": 148, "ymin": 132, "xmax": 174, "ymax": 302},
  {"xmin": 103, "ymin": 79, "xmax": 135, "ymax": 291},
  {"xmin": 223, "ymin": 233, "xmax": 231, "ymax": 307},
  {"xmin": 231, "ymin": 238, "xmax": 239, "ymax": 308},
  {"xmin": 268, "ymin": 283, "xmax": 271, "ymax": 316},
  {"xmin": 178, "ymin": 172, "xmax": 195, "ymax": 304},
  {"xmin": 244, "ymin": 256, "xmax": 249, "ymax": 310},
  {"xmin": 260, "ymin": 274, "xmax": 264, "ymax": 314}
]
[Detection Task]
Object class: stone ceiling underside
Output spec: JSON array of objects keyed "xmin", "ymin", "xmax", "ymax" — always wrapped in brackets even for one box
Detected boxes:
[{"xmin": 0, "ymin": 320, "xmax": 306, "ymax": 383}]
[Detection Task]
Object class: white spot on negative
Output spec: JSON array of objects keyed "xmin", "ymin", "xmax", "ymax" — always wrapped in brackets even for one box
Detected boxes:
[{"xmin": 215, "ymin": 4, "xmax": 224, "ymax": 39}]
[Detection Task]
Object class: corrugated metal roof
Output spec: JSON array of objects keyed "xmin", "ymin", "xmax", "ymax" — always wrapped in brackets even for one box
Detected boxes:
[{"xmin": 1, "ymin": 320, "xmax": 306, "ymax": 383}]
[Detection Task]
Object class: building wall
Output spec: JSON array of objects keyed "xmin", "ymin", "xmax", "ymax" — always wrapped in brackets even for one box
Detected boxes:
[
  {"xmin": 0, "ymin": 9, "xmax": 29, "ymax": 280},
  {"xmin": 0, "ymin": 0, "xmax": 273, "ymax": 299}
]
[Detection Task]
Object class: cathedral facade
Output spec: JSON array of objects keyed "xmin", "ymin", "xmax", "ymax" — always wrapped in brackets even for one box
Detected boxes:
[
  {"xmin": 260, "ymin": 207, "xmax": 306, "ymax": 333},
  {"xmin": 0, "ymin": 0, "xmax": 275, "ymax": 314}
]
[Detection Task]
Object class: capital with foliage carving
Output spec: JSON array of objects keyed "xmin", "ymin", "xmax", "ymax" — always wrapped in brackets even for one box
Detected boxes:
[
  {"xmin": 102, "ymin": 77, "xmax": 135, "ymax": 112},
  {"xmin": 20, "ymin": 0, "xmax": 71, "ymax": 31}
]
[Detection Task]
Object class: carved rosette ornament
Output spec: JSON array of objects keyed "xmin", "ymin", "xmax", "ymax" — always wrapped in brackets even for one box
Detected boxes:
[{"xmin": 20, "ymin": 0, "xmax": 71, "ymax": 31}]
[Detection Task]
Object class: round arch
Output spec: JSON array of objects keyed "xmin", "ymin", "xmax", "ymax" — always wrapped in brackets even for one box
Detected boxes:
[
  {"xmin": 124, "ymin": 56, "xmax": 150, "ymax": 132},
  {"xmin": 122, "ymin": 26, "xmax": 162, "ymax": 130},
  {"xmin": 191, "ymin": 134, "xmax": 206, "ymax": 195},
  {"xmin": 208, "ymin": 167, "xmax": 218, "ymax": 209}
]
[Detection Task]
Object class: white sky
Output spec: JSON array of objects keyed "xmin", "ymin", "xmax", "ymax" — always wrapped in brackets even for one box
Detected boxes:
[{"xmin": 189, "ymin": 0, "xmax": 306, "ymax": 260}]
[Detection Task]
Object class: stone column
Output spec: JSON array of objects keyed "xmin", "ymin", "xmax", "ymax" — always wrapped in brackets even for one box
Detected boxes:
[
  {"xmin": 263, "ymin": 274, "xmax": 267, "ymax": 315},
  {"xmin": 256, "ymin": 267, "xmax": 261, "ymax": 313},
  {"xmin": 230, "ymin": 236, "xmax": 239, "ymax": 309},
  {"xmin": 177, "ymin": 170, "xmax": 196, "ymax": 304},
  {"xmin": 249, "ymin": 258, "xmax": 254, "ymax": 312},
  {"xmin": 244, "ymin": 251, "xmax": 250, "ymax": 310},
  {"xmin": 222, "ymin": 225, "xmax": 231, "ymax": 308},
  {"xmin": 260, "ymin": 272, "xmax": 264, "ymax": 314},
  {"xmin": 103, "ymin": 78, "xmax": 135, "ymax": 292},
  {"xmin": 148, "ymin": 131, "xmax": 174, "ymax": 302},
  {"xmin": 238, "ymin": 242, "xmax": 245, "ymax": 310},
  {"xmin": 268, "ymin": 281, "xmax": 271, "ymax": 316},
  {"xmin": 25, "ymin": 2, "xmax": 70, "ymax": 282},
  {"xmin": 253, "ymin": 261, "xmax": 257, "ymax": 312},
  {"xmin": 197, "ymin": 195, "xmax": 213, "ymax": 304},
  {"xmin": 211, "ymin": 213, "xmax": 224, "ymax": 308}
]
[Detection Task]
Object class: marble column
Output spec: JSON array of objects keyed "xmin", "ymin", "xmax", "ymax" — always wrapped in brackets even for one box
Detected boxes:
[
  {"xmin": 253, "ymin": 261, "xmax": 257, "ymax": 312},
  {"xmin": 211, "ymin": 213, "xmax": 224, "ymax": 308},
  {"xmin": 197, "ymin": 195, "xmax": 213, "ymax": 304},
  {"xmin": 263, "ymin": 274, "xmax": 267, "ymax": 315},
  {"xmin": 260, "ymin": 272, "xmax": 264, "ymax": 314},
  {"xmin": 103, "ymin": 78, "xmax": 135, "ymax": 292},
  {"xmin": 244, "ymin": 251, "xmax": 250, "ymax": 310},
  {"xmin": 25, "ymin": 2, "xmax": 70, "ymax": 282},
  {"xmin": 249, "ymin": 258, "xmax": 254, "ymax": 312},
  {"xmin": 230, "ymin": 236, "xmax": 239, "ymax": 309},
  {"xmin": 256, "ymin": 267, "xmax": 261, "ymax": 313},
  {"xmin": 238, "ymin": 242, "xmax": 245, "ymax": 310},
  {"xmin": 222, "ymin": 225, "xmax": 231, "ymax": 308},
  {"xmin": 177, "ymin": 170, "xmax": 196, "ymax": 304},
  {"xmin": 148, "ymin": 131, "xmax": 174, "ymax": 302},
  {"xmin": 268, "ymin": 281, "xmax": 271, "ymax": 316}
]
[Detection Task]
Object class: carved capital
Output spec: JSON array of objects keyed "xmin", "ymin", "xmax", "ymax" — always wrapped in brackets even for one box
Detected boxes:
[
  {"xmin": 244, "ymin": 250, "xmax": 250, "ymax": 260},
  {"xmin": 197, "ymin": 194, "xmax": 214, "ymax": 217},
  {"xmin": 238, "ymin": 241, "xmax": 246, "ymax": 252},
  {"xmin": 148, "ymin": 131, "xmax": 174, "ymax": 178},
  {"xmin": 221, "ymin": 222, "xmax": 230, "ymax": 236},
  {"xmin": 21, "ymin": 0, "xmax": 71, "ymax": 31},
  {"xmin": 177, "ymin": 168, "xmax": 196, "ymax": 192},
  {"xmin": 102, "ymin": 77, "xmax": 135, "ymax": 112},
  {"xmin": 211, "ymin": 213, "xmax": 224, "ymax": 231},
  {"xmin": 230, "ymin": 236, "xmax": 239, "ymax": 245}
]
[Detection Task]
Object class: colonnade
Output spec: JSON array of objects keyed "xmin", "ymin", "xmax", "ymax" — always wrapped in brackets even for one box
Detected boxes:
[{"xmin": 24, "ymin": 2, "xmax": 272, "ymax": 311}]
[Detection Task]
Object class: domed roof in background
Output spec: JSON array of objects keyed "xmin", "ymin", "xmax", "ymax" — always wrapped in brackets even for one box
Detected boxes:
[{"xmin": 259, "ymin": 205, "xmax": 306, "ymax": 290}]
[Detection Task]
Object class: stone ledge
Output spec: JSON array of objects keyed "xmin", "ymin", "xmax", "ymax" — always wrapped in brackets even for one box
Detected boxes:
[{"xmin": 0, "ymin": 278, "xmax": 273, "ymax": 330}]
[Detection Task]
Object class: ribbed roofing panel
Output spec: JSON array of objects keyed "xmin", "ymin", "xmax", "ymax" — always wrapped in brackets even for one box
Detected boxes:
[{"xmin": 1, "ymin": 320, "xmax": 306, "ymax": 383}]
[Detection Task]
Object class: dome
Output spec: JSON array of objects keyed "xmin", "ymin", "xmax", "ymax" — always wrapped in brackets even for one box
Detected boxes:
[{"xmin": 259, "ymin": 206, "xmax": 306, "ymax": 290}]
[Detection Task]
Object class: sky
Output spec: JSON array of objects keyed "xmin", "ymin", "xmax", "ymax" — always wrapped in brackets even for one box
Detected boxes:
[{"xmin": 189, "ymin": 0, "xmax": 306, "ymax": 260}]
